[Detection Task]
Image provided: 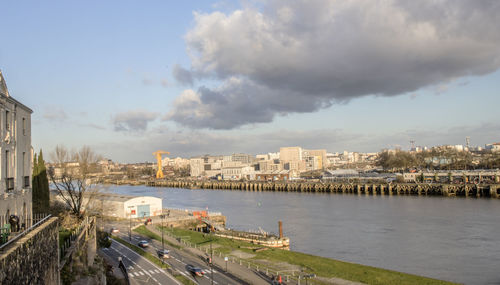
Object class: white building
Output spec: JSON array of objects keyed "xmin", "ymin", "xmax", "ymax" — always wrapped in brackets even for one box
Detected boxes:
[
  {"xmin": 84, "ymin": 193, "xmax": 162, "ymax": 218},
  {"xmin": 0, "ymin": 71, "xmax": 33, "ymax": 227}
]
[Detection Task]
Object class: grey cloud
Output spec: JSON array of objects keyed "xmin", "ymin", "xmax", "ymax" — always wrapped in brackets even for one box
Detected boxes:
[
  {"xmin": 168, "ymin": 0, "xmax": 500, "ymax": 129},
  {"xmin": 113, "ymin": 110, "xmax": 159, "ymax": 132},
  {"xmin": 172, "ymin": 64, "xmax": 194, "ymax": 85},
  {"xmin": 165, "ymin": 78, "xmax": 329, "ymax": 129},
  {"xmin": 94, "ymin": 122, "xmax": 500, "ymax": 162}
]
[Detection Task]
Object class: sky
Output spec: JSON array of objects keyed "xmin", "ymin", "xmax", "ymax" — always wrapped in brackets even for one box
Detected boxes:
[{"xmin": 1, "ymin": 0, "xmax": 500, "ymax": 162}]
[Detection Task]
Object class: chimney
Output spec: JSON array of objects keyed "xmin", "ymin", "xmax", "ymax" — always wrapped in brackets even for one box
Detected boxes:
[{"xmin": 279, "ymin": 220, "xmax": 283, "ymax": 239}]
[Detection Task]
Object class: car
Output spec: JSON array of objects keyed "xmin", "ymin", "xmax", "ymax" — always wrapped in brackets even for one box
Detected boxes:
[
  {"xmin": 137, "ymin": 240, "xmax": 149, "ymax": 248},
  {"xmin": 186, "ymin": 264, "xmax": 204, "ymax": 277},
  {"xmin": 110, "ymin": 227, "xmax": 119, "ymax": 233},
  {"xmin": 157, "ymin": 249, "xmax": 170, "ymax": 259}
]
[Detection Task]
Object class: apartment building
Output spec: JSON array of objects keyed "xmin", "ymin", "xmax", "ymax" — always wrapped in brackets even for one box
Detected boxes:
[{"xmin": 0, "ymin": 71, "xmax": 33, "ymax": 227}]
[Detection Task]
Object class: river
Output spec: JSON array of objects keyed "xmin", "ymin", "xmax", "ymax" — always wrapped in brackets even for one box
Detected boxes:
[{"xmin": 104, "ymin": 185, "xmax": 500, "ymax": 285}]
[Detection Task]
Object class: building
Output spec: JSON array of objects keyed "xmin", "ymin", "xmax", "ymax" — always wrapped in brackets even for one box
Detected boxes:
[
  {"xmin": 280, "ymin": 147, "xmax": 303, "ymax": 162},
  {"xmin": 84, "ymin": 193, "xmax": 162, "ymax": 218},
  {"xmin": 0, "ymin": 71, "xmax": 33, "ymax": 227},
  {"xmin": 305, "ymin": 149, "xmax": 327, "ymax": 169}
]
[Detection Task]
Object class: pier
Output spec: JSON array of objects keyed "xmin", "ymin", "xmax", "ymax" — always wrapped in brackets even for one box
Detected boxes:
[{"xmin": 102, "ymin": 179, "xmax": 500, "ymax": 198}]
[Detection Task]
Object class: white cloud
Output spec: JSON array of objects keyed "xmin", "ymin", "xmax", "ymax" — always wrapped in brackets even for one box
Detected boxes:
[
  {"xmin": 168, "ymin": 0, "xmax": 500, "ymax": 129},
  {"xmin": 112, "ymin": 110, "xmax": 159, "ymax": 132}
]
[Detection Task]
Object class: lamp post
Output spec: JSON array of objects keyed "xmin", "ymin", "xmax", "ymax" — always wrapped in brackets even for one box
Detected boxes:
[
  {"xmin": 128, "ymin": 206, "xmax": 134, "ymax": 241},
  {"xmin": 161, "ymin": 213, "xmax": 165, "ymax": 251},
  {"xmin": 210, "ymin": 227, "xmax": 214, "ymax": 285}
]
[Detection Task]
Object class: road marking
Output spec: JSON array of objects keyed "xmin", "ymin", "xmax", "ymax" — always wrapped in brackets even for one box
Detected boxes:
[
  {"xmin": 111, "ymin": 239, "xmax": 181, "ymax": 285},
  {"xmin": 154, "ymin": 269, "xmax": 160, "ymax": 273},
  {"xmin": 149, "ymin": 270, "xmax": 155, "ymax": 274},
  {"xmin": 134, "ymin": 272, "xmax": 140, "ymax": 277}
]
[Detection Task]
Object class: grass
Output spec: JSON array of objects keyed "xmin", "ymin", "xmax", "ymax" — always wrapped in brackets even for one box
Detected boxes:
[
  {"xmin": 59, "ymin": 228, "xmax": 72, "ymax": 247},
  {"xmin": 111, "ymin": 236, "xmax": 169, "ymax": 269},
  {"xmin": 155, "ymin": 226, "xmax": 458, "ymax": 285},
  {"xmin": 174, "ymin": 274, "xmax": 197, "ymax": 285},
  {"xmin": 133, "ymin": 225, "xmax": 182, "ymax": 249}
]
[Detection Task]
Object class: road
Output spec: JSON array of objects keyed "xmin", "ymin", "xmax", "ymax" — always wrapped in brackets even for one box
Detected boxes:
[
  {"xmin": 109, "ymin": 222, "xmax": 254, "ymax": 285},
  {"xmin": 100, "ymin": 236, "xmax": 181, "ymax": 285}
]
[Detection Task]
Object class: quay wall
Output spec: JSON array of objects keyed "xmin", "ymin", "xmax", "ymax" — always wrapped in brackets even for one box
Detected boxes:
[{"xmin": 106, "ymin": 179, "xmax": 500, "ymax": 198}]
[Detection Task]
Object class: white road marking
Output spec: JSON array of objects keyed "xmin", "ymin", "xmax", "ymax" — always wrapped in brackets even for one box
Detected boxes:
[
  {"xmin": 134, "ymin": 272, "xmax": 140, "ymax": 277},
  {"xmin": 154, "ymin": 269, "xmax": 160, "ymax": 273},
  {"xmin": 149, "ymin": 270, "xmax": 155, "ymax": 274},
  {"xmin": 139, "ymin": 271, "xmax": 145, "ymax": 276}
]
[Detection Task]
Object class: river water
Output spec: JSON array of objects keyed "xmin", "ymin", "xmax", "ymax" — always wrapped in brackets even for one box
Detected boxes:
[{"xmin": 104, "ymin": 185, "xmax": 500, "ymax": 285}]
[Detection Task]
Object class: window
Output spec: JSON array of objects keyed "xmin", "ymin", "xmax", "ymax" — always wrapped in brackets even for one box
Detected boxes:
[
  {"xmin": 22, "ymin": 118, "xmax": 26, "ymax": 135},
  {"xmin": 5, "ymin": 110, "xmax": 9, "ymax": 131}
]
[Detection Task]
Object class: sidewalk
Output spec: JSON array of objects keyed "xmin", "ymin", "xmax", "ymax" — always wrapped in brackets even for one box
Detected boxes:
[{"xmin": 146, "ymin": 224, "xmax": 270, "ymax": 285}]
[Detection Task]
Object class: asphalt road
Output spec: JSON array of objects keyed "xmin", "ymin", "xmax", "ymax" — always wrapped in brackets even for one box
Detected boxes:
[
  {"xmin": 100, "ymin": 237, "xmax": 181, "ymax": 285},
  {"xmin": 110, "ymin": 222, "xmax": 251, "ymax": 285}
]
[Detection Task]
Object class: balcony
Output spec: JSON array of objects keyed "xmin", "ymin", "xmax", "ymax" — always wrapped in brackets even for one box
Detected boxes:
[{"xmin": 6, "ymin": 178, "xmax": 14, "ymax": 192}]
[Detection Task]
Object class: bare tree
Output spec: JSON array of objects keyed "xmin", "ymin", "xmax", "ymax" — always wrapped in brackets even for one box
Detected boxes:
[{"xmin": 48, "ymin": 145, "xmax": 102, "ymax": 218}]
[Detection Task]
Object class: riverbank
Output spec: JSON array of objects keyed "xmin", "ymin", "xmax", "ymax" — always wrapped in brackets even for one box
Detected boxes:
[
  {"xmin": 103, "ymin": 178, "xmax": 500, "ymax": 198},
  {"xmin": 136, "ymin": 225, "xmax": 457, "ymax": 285}
]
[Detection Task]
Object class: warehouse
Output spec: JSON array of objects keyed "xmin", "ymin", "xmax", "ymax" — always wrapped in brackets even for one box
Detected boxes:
[
  {"xmin": 52, "ymin": 191, "xmax": 163, "ymax": 218},
  {"xmin": 87, "ymin": 193, "xmax": 163, "ymax": 218}
]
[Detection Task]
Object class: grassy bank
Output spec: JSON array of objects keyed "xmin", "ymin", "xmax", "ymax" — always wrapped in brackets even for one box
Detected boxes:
[
  {"xmin": 152, "ymin": 226, "xmax": 457, "ymax": 285},
  {"xmin": 133, "ymin": 225, "xmax": 182, "ymax": 249}
]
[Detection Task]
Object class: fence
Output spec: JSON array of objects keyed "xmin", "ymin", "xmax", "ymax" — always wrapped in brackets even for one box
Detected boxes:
[
  {"xmin": 59, "ymin": 216, "xmax": 96, "ymax": 268},
  {"xmin": 0, "ymin": 214, "xmax": 52, "ymax": 251},
  {"xmin": 159, "ymin": 227, "xmax": 321, "ymax": 285}
]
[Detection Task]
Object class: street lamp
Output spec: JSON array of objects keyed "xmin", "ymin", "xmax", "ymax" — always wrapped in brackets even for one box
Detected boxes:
[
  {"xmin": 161, "ymin": 213, "xmax": 165, "ymax": 251},
  {"xmin": 210, "ymin": 226, "xmax": 214, "ymax": 285},
  {"xmin": 128, "ymin": 206, "xmax": 134, "ymax": 241}
]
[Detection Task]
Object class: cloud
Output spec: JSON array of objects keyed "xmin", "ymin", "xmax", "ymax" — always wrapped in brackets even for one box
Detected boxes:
[
  {"xmin": 94, "ymin": 121, "xmax": 500, "ymax": 162},
  {"xmin": 112, "ymin": 110, "xmax": 159, "ymax": 132},
  {"xmin": 165, "ymin": 77, "xmax": 329, "ymax": 129},
  {"xmin": 172, "ymin": 64, "xmax": 193, "ymax": 85},
  {"xmin": 168, "ymin": 0, "xmax": 500, "ymax": 129},
  {"xmin": 43, "ymin": 107, "xmax": 68, "ymax": 121}
]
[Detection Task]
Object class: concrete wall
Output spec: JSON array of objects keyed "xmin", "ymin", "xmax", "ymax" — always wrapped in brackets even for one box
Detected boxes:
[{"xmin": 0, "ymin": 217, "xmax": 59, "ymax": 285}]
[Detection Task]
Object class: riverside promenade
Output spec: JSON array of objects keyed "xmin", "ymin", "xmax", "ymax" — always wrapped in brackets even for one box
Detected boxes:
[{"xmin": 105, "ymin": 179, "xmax": 500, "ymax": 198}]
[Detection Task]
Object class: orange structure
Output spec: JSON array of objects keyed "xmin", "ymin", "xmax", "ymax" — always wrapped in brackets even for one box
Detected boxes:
[{"xmin": 153, "ymin": 150, "xmax": 170, "ymax": 179}]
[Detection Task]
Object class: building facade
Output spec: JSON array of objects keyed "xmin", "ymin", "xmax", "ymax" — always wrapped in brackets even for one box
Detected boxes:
[{"xmin": 0, "ymin": 71, "xmax": 33, "ymax": 227}]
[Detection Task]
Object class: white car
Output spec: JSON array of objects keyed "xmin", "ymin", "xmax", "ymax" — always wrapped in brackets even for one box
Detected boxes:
[{"xmin": 110, "ymin": 227, "xmax": 120, "ymax": 233}]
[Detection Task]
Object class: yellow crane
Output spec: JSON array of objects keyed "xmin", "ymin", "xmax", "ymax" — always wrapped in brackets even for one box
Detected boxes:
[{"xmin": 153, "ymin": 150, "xmax": 170, "ymax": 179}]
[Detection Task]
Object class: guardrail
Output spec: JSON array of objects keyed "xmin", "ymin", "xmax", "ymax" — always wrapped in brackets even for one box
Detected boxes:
[{"xmin": 0, "ymin": 214, "xmax": 52, "ymax": 251}]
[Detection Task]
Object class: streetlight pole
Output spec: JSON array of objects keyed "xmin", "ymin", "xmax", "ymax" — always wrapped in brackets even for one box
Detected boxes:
[
  {"xmin": 161, "ymin": 214, "xmax": 164, "ymax": 251},
  {"xmin": 210, "ymin": 227, "xmax": 214, "ymax": 285},
  {"xmin": 128, "ymin": 206, "xmax": 134, "ymax": 241}
]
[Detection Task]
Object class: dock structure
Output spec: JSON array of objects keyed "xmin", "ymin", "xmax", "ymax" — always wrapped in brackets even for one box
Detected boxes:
[
  {"xmin": 102, "ymin": 179, "xmax": 500, "ymax": 198},
  {"xmin": 148, "ymin": 180, "xmax": 500, "ymax": 198}
]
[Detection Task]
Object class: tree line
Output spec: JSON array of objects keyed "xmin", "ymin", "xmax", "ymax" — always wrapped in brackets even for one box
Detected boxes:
[{"xmin": 376, "ymin": 149, "xmax": 500, "ymax": 171}]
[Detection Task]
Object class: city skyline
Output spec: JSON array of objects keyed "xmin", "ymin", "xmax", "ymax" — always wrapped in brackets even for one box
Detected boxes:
[{"xmin": 2, "ymin": 0, "xmax": 500, "ymax": 162}]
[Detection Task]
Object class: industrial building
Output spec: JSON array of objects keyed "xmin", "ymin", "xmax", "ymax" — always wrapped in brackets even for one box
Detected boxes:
[{"xmin": 80, "ymin": 193, "xmax": 162, "ymax": 218}]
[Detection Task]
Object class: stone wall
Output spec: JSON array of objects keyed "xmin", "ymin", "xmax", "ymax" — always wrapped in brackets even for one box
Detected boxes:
[{"xmin": 0, "ymin": 217, "xmax": 59, "ymax": 285}]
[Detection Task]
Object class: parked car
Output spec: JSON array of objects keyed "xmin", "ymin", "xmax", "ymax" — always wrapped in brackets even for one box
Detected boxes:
[
  {"xmin": 110, "ymin": 227, "xmax": 119, "ymax": 233},
  {"xmin": 186, "ymin": 264, "xmax": 204, "ymax": 277},
  {"xmin": 157, "ymin": 249, "xmax": 170, "ymax": 259},
  {"xmin": 138, "ymin": 240, "xmax": 149, "ymax": 248}
]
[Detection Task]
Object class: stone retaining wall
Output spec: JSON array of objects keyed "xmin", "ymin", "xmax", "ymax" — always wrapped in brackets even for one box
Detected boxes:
[{"xmin": 0, "ymin": 217, "xmax": 59, "ymax": 285}]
